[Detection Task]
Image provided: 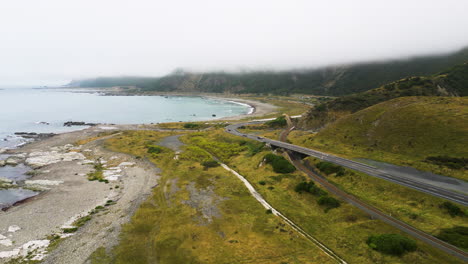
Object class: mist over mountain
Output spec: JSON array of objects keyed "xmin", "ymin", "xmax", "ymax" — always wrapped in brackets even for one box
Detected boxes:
[{"xmin": 70, "ymin": 46, "xmax": 468, "ymax": 96}]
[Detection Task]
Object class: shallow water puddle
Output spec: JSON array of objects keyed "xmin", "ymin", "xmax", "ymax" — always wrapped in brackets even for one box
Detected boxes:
[
  {"xmin": 0, "ymin": 164, "xmax": 30, "ymax": 181},
  {"xmin": 0, "ymin": 189, "xmax": 38, "ymax": 209}
]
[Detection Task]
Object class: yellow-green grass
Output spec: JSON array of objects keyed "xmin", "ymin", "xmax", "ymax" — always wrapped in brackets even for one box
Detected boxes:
[
  {"xmin": 102, "ymin": 130, "xmax": 335, "ymax": 264},
  {"xmin": 305, "ymin": 157, "xmax": 467, "ymax": 238},
  {"xmin": 291, "ymin": 97, "xmax": 468, "ymax": 180},
  {"xmin": 181, "ymin": 129, "xmax": 464, "ymax": 263}
]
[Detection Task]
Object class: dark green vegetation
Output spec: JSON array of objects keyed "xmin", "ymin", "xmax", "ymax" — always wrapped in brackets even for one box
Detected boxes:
[
  {"xmin": 425, "ymin": 156, "xmax": 467, "ymax": 170},
  {"xmin": 317, "ymin": 196, "xmax": 341, "ymax": 211},
  {"xmin": 299, "ymin": 62, "xmax": 468, "ymax": 129},
  {"xmin": 201, "ymin": 160, "xmax": 219, "ymax": 169},
  {"xmin": 265, "ymin": 116, "xmax": 287, "ymax": 128},
  {"xmin": 292, "ymin": 97, "xmax": 468, "ymax": 180},
  {"xmin": 183, "ymin": 123, "xmax": 201, "ymax": 129},
  {"xmin": 294, "ymin": 181, "xmax": 341, "ymax": 211},
  {"xmin": 366, "ymin": 234, "xmax": 417, "ymax": 256},
  {"xmin": 70, "ymin": 46, "xmax": 468, "ymax": 96},
  {"xmin": 264, "ymin": 153, "xmax": 296, "ymax": 173},
  {"xmin": 87, "ymin": 163, "xmax": 107, "ymax": 182},
  {"xmin": 440, "ymin": 202, "xmax": 466, "ymax": 217},
  {"xmin": 316, "ymin": 161, "xmax": 345, "ymax": 176},
  {"xmin": 294, "ymin": 181, "xmax": 327, "ymax": 196},
  {"xmin": 435, "ymin": 226, "xmax": 468, "ymax": 250},
  {"xmin": 146, "ymin": 145, "xmax": 164, "ymax": 154}
]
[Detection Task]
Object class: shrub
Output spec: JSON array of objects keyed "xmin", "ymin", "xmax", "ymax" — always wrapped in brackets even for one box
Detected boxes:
[
  {"xmin": 425, "ymin": 156, "xmax": 467, "ymax": 170},
  {"xmin": 294, "ymin": 181, "xmax": 326, "ymax": 196},
  {"xmin": 264, "ymin": 153, "xmax": 296, "ymax": 173},
  {"xmin": 435, "ymin": 226, "xmax": 468, "ymax": 250},
  {"xmin": 183, "ymin": 123, "xmax": 200, "ymax": 129},
  {"xmin": 316, "ymin": 161, "xmax": 345, "ymax": 176},
  {"xmin": 265, "ymin": 116, "xmax": 287, "ymax": 128},
  {"xmin": 366, "ymin": 234, "xmax": 417, "ymax": 256},
  {"xmin": 202, "ymin": 160, "xmax": 219, "ymax": 169},
  {"xmin": 317, "ymin": 196, "xmax": 341, "ymax": 211},
  {"xmin": 258, "ymin": 180, "xmax": 267, "ymax": 185},
  {"xmin": 440, "ymin": 202, "xmax": 465, "ymax": 217},
  {"xmin": 147, "ymin": 145, "xmax": 163, "ymax": 154}
]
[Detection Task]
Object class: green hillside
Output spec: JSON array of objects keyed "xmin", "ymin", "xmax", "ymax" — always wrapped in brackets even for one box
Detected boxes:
[
  {"xmin": 70, "ymin": 46, "xmax": 468, "ymax": 96},
  {"xmin": 291, "ymin": 96, "xmax": 468, "ymax": 180},
  {"xmin": 299, "ymin": 62, "xmax": 468, "ymax": 129}
]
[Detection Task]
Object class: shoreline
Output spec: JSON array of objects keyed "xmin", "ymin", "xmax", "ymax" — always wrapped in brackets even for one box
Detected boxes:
[
  {"xmin": 0, "ymin": 92, "xmax": 278, "ymax": 262},
  {"xmin": 0, "ymin": 91, "xmax": 277, "ymax": 151}
]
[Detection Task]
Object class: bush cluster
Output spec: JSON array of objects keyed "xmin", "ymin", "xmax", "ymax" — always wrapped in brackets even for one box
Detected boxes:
[
  {"xmin": 265, "ymin": 116, "xmax": 287, "ymax": 128},
  {"xmin": 435, "ymin": 226, "xmax": 468, "ymax": 250},
  {"xmin": 367, "ymin": 234, "xmax": 417, "ymax": 256},
  {"xmin": 317, "ymin": 196, "xmax": 341, "ymax": 211},
  {"xmin": 147, "ymin": 145, "xmax": 163, "ymax": 154},
  {"xmin": 294, "ymin": 181, "xmax": 326, "ymax": 196},
  {"xmin": 202, "ymin": 160, "xmax": 219, "ymax": 169},
  {"xmin": 425, "ymin": 156, "xmax": 467, "ymax": 170},
  {"xmin": 316, "ymin": 161, "xmax": 345, "ymax": 176},
  {"xmin": 440, "ymin": 201, "xmax": 466, "ymax": 217},
  {"xmin": 264, "ymin": 153, "xmax": 296, "ymax": 173},
  {"xmin": 183, "ymin": 123, "xmax": 201, "ymax": 129}
]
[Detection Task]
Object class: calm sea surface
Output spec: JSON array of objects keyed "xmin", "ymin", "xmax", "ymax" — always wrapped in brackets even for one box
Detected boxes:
[
  {"xmin": 0, "ymin": 88, "xmax": 251, "ymax": 208},
  {"xmin": 0, "ymin": 88, "xmax": 251, "ymax": 148}
]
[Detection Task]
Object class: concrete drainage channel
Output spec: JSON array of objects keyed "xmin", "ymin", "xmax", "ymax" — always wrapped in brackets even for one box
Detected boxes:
[{"xmin": 219, "ymin": 161, "xmax": 348, "ymax": 264}]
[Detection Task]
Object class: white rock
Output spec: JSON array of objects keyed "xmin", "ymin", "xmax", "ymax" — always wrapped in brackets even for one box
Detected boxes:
[
  {"xmin": 119, "ymin": 162, "xmax": 135, "ymax": 167},
  {"xmin": 25, "ymin": 150, "xmax": 85, "ymax": 168},
  {"xmin": 99, "ymin": 126, "xmax": 117, "ymax": 130},
  {"xmin": 0, "ymin": 177, "xmax": 13, "ymax": 183},
  {"xmin": 0, "ymin": 160, "xmax": 5, "ymax": 167},
  {"xmin": 0, "ymin": 235, "xmax": 6, "ymax": 240},
  {"xmin": 7, "ymin": 225, "xmax": 20, "ymax": 233},
  {"xmin": 0, "ymin": 148, "xmax": 5, "ymax": 154},
  {"xmin": 0, "ymin": 239, "xmax": 12, "ymax": 246},
  {"xmin": 0, "ymin": 248, "xmax": 20, "ymax": 258},
  {"xmin": 5, "ymin": 157, "xmax": 22, "ymax": 166},
  {"xmin": 25, "ymin": 180, "xmax": 63, "ymax": 186}
]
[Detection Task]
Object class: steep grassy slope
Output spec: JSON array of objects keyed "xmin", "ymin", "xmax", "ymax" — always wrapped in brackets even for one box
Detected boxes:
[
  {"xmin": 299, "ymin": 63, "xmax": 468, "ymax": 129},
  {"xmin": 291, "ymin": 96, "xmax": 468, "ymax": 180},
  {"xmin": 70, "ymin": 46, "xmax": 468, "ymax": 96}
]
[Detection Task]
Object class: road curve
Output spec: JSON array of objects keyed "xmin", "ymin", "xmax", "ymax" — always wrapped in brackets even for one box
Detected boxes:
[
  {"xmin": 226, "ymin": 122, "xmax": 468, "ymax": 206},
  {"xmin": 225, "ymin": 122, "xmax": 468, "ymax": 262}
]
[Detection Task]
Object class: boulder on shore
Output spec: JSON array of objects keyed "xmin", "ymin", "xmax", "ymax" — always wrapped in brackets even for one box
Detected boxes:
[{"xmin": 63, "ymin": 121, "xmax": 98, "ymax": 127}]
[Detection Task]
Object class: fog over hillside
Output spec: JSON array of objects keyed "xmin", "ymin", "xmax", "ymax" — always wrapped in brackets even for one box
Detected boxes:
[{"xmin": 1, "ymin": 0, "xmax": 468, "ymax": 86}]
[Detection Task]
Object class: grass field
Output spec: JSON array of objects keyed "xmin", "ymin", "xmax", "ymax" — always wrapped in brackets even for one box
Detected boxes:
[
  {"xmin": 99, "ymin": 130, "xmax": 335, "ymax": 264},
  {"xmin": 98, "ymin": 128, "xmax": 465, "ymax": 264},
  {"xmin": 290, "ymin": 97, "xmax": 468, "ymax": 181}
]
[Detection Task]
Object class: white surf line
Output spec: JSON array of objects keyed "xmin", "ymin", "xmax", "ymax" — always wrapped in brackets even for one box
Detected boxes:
[{"xmin": 219, "ymin": 162, "xmax": 347, "ymax": 264}]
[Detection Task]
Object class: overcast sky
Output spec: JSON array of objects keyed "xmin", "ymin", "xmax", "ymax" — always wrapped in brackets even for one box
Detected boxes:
[{"xmin": 1, "ymin": 0, "xmax": 468, "ymax": 86}]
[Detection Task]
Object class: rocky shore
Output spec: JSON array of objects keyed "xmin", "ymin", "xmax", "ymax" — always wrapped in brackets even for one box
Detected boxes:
[{"xmin": 0, "ymin": 126, "xmax": 160, "ymax": 263}]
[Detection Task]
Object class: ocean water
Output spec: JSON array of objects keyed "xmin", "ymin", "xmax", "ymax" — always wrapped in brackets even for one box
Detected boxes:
[
  {"xmin": 0, "ymin": 88, "xmax": 251, "ymax": 208},
  {"xmin": 0, "ymin": 88, "xmax": 252, "ymax": 148}
]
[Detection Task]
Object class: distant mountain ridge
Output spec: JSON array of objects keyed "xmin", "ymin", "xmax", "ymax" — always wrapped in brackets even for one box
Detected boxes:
[
  {"xmin": 298, "ymin": 62, "xmax": 468, "ymax": 130},
  {"xmin": 69, "ymin": 46, "xmax": 468, "ymax": 96}
]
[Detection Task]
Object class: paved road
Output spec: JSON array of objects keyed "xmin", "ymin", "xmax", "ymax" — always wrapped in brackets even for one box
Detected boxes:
[
  {"xmin": 226, "ymin": 122, "xmax": 468, "ymax": 206},
  {"xmin": 225, "ymin": 122, "xmax": 468, "ymax": 261}
]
